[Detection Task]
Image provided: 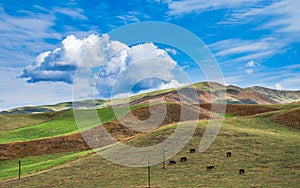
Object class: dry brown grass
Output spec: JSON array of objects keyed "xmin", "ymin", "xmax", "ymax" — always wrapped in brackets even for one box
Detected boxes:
[
  {"xmin": 200, "ymin": 103, "xmax": 279, "ymax": 116},
  {"xmin": 274, "ymin": 108, "xmax": 300, "ymax": 129}
]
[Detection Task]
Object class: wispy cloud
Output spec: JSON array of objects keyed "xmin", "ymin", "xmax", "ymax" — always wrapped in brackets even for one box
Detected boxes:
[
  {"xmin": 0, "ymin": 7, "xmax": 61, "ymax": 67},
  {"xmin": 54, "ymin": 7, "xmax": 88, "ymax": 20},
  {"xmin": 165, "ymin": 0, "xmax": 260, "ymax": 16},
  {"xmin": 116, "ymin": 11, "xmax": 141, "ymax": 24},
  {"xmin": 224, "ymin": 63, "xmax": 300, "ymax": 90},
  {"xmin": 228, "ymin": 0, "xmax": 300, "ymax": 35},
  {"xmin": 210, "ymin": 37, "xmax": 285, "ymax": 63}
]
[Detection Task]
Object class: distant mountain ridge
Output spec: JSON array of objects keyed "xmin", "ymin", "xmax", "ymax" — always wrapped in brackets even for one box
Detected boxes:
[
  {"xmin": 246, "ymin": 86, "xmax": 300, "ymax": 103},
  {"xmin": 1, "ymin": 82, "xmax": 300, "ymax": 114}
]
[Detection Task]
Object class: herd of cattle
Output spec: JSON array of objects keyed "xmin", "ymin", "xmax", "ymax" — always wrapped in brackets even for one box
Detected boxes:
[{"xmin": 168, "ymin": 149, "xmax": 245, "ymax": 175}]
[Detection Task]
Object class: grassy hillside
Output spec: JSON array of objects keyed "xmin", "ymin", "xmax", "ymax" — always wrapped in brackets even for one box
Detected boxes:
[
  {"xmin": 0, "ymin": 150, "xmax": 93, "ymax": 181},
  {"xmin": 0, "ymin": 113, "xmax": 53, "ymax": 132},
  {"xmin": 0, "ymin": 105, "xmax": 145, "ymax": 144},
  {"xmin": 0, "ymin": 100, "xmax": 105, "ymax": 115},
  {"xmin": 1, "ymin": 109, "xmax": 299, "ymax": 187}
]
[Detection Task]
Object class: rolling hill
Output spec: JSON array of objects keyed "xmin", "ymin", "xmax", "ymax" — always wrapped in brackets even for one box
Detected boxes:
[
  {"xmin": 0, "ymin": 82, "xmax": 300, "ymax": 187},
  {"xmin": 1, "ymin": 104, "xmax": 300, "ymax": 187},
  {"xmin": 2, "ymin": 82, "xmax": 300, "ymax": 115}
]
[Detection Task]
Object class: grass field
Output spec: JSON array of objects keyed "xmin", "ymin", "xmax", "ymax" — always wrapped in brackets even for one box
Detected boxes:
[
  {"xmin": 0, "ymin": 113, "xmax": 52, "ymax": 132},
  {"xmin": 1, "ymin": 108, "xmax": 299, "ymax": 187},
  {"xmin": 0, "ymin": 150, "xmax": 93, "ymax": 181},
  {"xmin": 0, "ymin": 104, "xmax": 146, "ymax": 144}
]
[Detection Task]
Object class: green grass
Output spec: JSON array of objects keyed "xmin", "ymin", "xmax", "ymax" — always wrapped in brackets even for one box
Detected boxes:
[
  {"xmin": 217, "ymin": 113, "xmax": 236, "ymax": 118},
  {"xmin": 0, "ymin": 150, "xmax": 93, "ymax": 181},
  {"xmin": 0, "ymin": 113, "xmax": 51, "ymax": 132},
  {"xmin": 1, "ymin": 114, "xmax": 299, "ymax": 187},
  {"xmin": 0, "ymin": 104, "xmax": 146, "ymax": 144},
  {"xmin": 260, "ymin": 103, "xmax": 300, "ymax": 109}
]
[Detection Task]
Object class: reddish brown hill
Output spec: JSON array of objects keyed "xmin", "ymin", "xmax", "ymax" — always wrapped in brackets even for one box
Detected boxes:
[
  {"xmin": 127, "ymin": 83, "xmax": 291, "ymax": 108},
  {"xmin": 226, "ymin": 85, "xmax": 279, "ymax": 104},
  {"xmin": 200, "ymin": 103, "xmax": 279, "ymax": 116},
  {"xmin": 274, "ymin": 109, "xmax": 300, "ymax": 129}
]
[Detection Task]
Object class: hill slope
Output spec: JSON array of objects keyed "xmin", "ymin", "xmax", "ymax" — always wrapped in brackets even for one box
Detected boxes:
[
  {"xmin": 247, "ymin": 86, "xmax": 300, "ymax": 103},
  {"xmin": 2, "ymin": 82, "xmax": 300, "ymax": 115},
  {"xmin": 1, "ymin": 109, "xmax": 300, "ymax": 187}
]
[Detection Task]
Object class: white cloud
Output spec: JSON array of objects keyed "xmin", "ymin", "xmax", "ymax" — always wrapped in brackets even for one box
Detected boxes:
[
  {"xmin": 116, "ymin": 11, "xmax": 149, "ymax": 24},
  {"xmin": 21, "ymin": 34, "xmax": 129, "ymax": 83},
  {"xmin": 22, "ymin": 34, "xmax": 183, "ymax": 99},
  {"xmin": 230, "ymin": 0, "xmax": 300, "ymax": 35},
  {"xmin": 244, "ymin": 60, "xmax": 258, "ymax": 74},
  {"xmin": 246, "ymin": 60, "xmax": 255, "ymax": 67},
  {"xmin": 35, "ymin": 51, "xmax": 51, "ymax": 66},
  {"xmin": 54, "ymin": 7, "xmax": 88, "ymax": 20},
  {"xmin": 165, "ymin": 48, "xmax": 177, "ymax": 55},
  {"xmin": 246, "ymin": 69, "xmax": 253, "ymax": 74},
  {"xmin": 96, "ymin": 42, "xmax": 179, "ymax": 97},
  {"xmin": 275, "ymin": 83, "xmax": 283, "ymax": 90},
  {"xmin": 210, "ymin": 38, "xmax": 285, "ymax": 63}
]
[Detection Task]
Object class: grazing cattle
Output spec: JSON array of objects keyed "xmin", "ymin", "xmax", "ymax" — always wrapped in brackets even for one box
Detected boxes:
[
  {"xmin": 180, "ymin": 157, "xmax": 187, "ymax": 162},
  {"xmin": 239, "ymin": 169, "xmax": 245, "ymax": 174},
  {"xmin": 227, "ymin": 152, "xmax": 232, "ymax": 157},
  {"xmin": 207, "ymin": 166, "xmax": 214, "ymax": 171},
  {"xmin": 169, "ymin": 160, "xmax": 176, "ymax": 165},
  {"xmin": 190, "ymin": 149, "xmax": 196, "ymax": 153}
]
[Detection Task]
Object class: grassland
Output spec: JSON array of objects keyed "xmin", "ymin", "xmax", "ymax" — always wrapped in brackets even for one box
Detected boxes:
[
  {"xmin": 1, "ymin": 106, "xmax": 299, "ymax": 187},
  {"xmin": 0, "ymin": 113, "xmax": 52, "ymax": 132},
  {"xmin": 0, "ymin": 150, "xmax": 93, "ymax": 181},
  {"xmin": 0, "ymin": 104, "xmax": 146, "ymax": 144}
]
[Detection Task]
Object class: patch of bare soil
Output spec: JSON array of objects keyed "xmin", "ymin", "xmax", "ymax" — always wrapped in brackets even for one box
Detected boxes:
[
  {"xmin": 126, "ymin": 103, "xmax": 213, "ymax": 129},
  {"xmin": 200, "ymin": 103, "xmax": 279, "ymax": 116},
  {"xmin": 274, "ymin": 109, "xmax": 300, "ymax": 129}
]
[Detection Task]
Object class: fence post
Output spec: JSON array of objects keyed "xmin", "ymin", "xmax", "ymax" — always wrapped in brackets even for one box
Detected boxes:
[
  {"xmin": 147, "ymin": 161, "xmax": 151, "ymax": 188},
  {"xmin": 162, "ymin": 147, "xmax": 165, "ymax": 169},
  {"xmin": 18, "ymin": 160, "xmax": 21, "ymax": 180}
]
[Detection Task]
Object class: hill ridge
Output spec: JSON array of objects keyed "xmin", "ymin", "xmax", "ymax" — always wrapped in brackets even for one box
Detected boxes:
[{"xmin": 2, "ymin": 82, "xmax": 300, "ymax": 114}]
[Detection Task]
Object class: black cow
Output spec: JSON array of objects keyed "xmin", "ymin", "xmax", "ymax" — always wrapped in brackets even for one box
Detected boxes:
[
  {"xmin": 190, "ymin": 149, "xmax": 196, "ymax": 153},
  {"xmin": 180, "ymin": 157, "xmax": 187, "ymax": 162},
  {"xmin": 169, "ymin": 160, "xmax": 176, "ymax": 165},
  {"xmin": 227, "ymin": 152, "xmax": 232, "ymax": 157},
  {"xmin": 239, "ymin": 169, "xmax": 245, "ymax": 174},
  {"xmin": 207, "ymin": 166, "xmax": 214, "ymax": 171}
]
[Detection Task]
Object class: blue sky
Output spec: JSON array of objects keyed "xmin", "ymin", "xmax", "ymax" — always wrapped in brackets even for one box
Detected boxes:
[{"xmin": 1, "ymin": 0, "xmax": 300, "ymax": 110}]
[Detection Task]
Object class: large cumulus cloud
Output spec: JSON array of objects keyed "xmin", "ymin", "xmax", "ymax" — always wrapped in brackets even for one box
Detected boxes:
[
  {"xmin": 21, "ymin": 34, "xmax": 184, "ymax": 98},
  {"xmin": 21, "ymin": 34, "xmax": 126, "ymax": 83}
]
